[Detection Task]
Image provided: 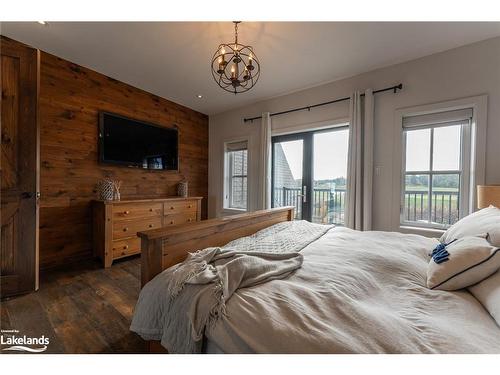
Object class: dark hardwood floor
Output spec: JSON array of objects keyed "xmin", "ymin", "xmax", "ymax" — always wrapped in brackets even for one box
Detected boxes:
[{"xmin": 0, "ymin": 256, "xmax": 146, "ymax": 353}]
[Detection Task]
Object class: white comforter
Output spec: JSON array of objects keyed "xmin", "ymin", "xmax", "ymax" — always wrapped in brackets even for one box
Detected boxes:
[{"xmin": 134, "ymin": 226, "xmax": 500, "ymax": 353}]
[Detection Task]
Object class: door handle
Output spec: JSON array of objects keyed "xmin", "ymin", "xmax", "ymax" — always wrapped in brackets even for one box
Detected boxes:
[{"xmin": 302, "ymin": 186, "xmax": 307, "ymax": 203}]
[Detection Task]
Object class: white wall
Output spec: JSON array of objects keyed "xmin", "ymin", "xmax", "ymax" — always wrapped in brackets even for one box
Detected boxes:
[{"xmin": 208, "ymin": 36, "xmax": 500, "ymax": 231}]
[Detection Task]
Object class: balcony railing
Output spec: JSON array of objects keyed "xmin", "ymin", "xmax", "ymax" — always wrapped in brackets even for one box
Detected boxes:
[
  {"xmin": 273, "ymin": 187, "xmax": 346, "ymax": 225},
  {"xmin": 274, "ymin": 187, "xmax": 459, "ymax": 227},
  {"xmin": 403, "ymin": 190, "xmax": 459, "ymax": 226}
]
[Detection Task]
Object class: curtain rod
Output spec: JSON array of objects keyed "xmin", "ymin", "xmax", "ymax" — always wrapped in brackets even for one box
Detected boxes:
[{"xmin": 243, "ymin": 83, "xmax": 403, "ymax": 123}]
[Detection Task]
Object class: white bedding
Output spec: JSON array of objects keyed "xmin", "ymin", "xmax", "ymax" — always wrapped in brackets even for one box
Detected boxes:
[{"xmin": 133, "ymin": 225, "xmax": 500, "ymax": 353}]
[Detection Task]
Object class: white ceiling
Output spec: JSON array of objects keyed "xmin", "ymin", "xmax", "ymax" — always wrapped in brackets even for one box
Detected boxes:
[{"xmin": 2, "ymin": 22, "xmax": 500, "ymax": 115}]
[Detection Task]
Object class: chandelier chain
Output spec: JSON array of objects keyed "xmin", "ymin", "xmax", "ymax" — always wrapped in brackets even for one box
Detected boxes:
[{"xmin": 234, "ymin": 21, "xmax": 238, "ymax": 45}]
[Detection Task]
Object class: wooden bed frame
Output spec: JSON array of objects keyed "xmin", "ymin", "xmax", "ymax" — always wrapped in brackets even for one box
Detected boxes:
[{"xmin": 136, "ymin": 206, "xmax": 295, "ymax": 353}]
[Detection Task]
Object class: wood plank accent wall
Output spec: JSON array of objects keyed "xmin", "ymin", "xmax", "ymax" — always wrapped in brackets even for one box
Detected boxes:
[{"xmin": 38, "ymin": 50, "xmax": 208, "ymax": 270}]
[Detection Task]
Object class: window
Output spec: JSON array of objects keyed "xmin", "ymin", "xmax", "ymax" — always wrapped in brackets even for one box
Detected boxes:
[
  {"xmin": 224, "ymin": 140, "xmax": 248, "ymax": 210},
  {"xmin": 401, "ymin": 108, "xmax": 472, "ymax": 229}
]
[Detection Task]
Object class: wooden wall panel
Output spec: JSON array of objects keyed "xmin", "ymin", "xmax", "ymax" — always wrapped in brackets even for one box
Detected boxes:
[{"xmin": 38, "ymin": 52, "xmax": 208, "ymax": 270}]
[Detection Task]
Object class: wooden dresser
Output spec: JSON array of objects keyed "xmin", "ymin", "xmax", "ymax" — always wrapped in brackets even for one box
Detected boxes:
[{"xmin": 92, "ymin": 197, "xmax": 202, "ymax": 267}]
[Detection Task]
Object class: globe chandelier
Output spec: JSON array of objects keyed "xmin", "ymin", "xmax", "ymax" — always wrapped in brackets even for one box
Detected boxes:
[{"xmin": 211, "ymin": 21, "xmax": 261, "ymax": 94}]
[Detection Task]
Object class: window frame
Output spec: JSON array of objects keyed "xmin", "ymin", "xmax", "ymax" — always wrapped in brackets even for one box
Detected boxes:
[
  {"xmin": 223, "ymin": 140, "xmax": 249, "ymax": 212},
  {"xmin": 400, "ymin": 120, "xmax": 471, "ymax": 230},
  {"xmin": 392, "ymin": 95, "xmax": 487, "ymax": 236}
]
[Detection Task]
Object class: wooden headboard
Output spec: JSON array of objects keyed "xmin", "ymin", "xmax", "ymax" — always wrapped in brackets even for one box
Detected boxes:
[{"xmin": 137, "ymin": 207, "xmax": 295, "ymax": 286}]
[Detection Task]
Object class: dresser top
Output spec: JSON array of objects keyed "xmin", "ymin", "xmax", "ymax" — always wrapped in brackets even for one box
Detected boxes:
[{"xmin": 94, "ymin": 197, "xmax": 203, "ymax": 205}]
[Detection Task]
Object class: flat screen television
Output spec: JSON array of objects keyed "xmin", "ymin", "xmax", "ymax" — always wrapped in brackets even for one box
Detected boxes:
[{"xmin": 98, "ymin": 112, "xmax": 178, "ymax": 170}]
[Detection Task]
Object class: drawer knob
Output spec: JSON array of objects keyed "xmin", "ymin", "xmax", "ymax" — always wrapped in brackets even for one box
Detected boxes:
[
  {"xmin": 149, "ymin": 224, "xmax": 153, "ymax": 228},
  {"xmin": 123, "ymin": 227, "xmax": 128, "ymax": 232},
  {"xmin": 188, "ymin": 205, "xmax": 192, "ymax": 208},
  {"xmin": 121, "ymin": 251, "xmax": 126, "ymax": 256},
  {"xmin": 124, "ymin": 210, "xmax": 130, "ymax": 215},
  {"xmin": 170, "ymin": 206, "xmax": 174, "ymax": 210},
  {"xmin": 188, "ymin": 218, "xmax": 192, "ymax": 222},
  {"xmin": 149, "ymin": 208, "xmax": 153, "ymax": 212},
  {"xmin": 123, "ymin": 245, "xmax": 129, "ymax": 249},
  {"xmin": 170, "ymin": 220, "xmax": 174, "ymax": 224}
]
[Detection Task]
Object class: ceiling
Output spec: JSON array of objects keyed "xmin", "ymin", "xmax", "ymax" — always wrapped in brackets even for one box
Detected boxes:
[{"xmin": 2, "ymin": 22, "xmax": 500, "ymax": 115}]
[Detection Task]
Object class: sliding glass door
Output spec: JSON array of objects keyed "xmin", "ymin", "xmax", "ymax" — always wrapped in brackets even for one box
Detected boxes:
[{"xmin": 272, "ymin": 126, "xmax": 349, "ymax": 224}]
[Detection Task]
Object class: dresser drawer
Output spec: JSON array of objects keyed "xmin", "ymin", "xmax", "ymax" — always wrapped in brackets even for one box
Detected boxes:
[
  {"xmin": 163, "ymin": 212, "xmax": 198, "ymax": 226},
  {"xmin": 112, "ymin": 237, "xmax": 141, "ymax": 259},
  {"xmin": 113, "ymin": 203, "xmax": 162, "ymax": 221},
  {"xmin": 163, "ymin": 200, "xmax": 198, "ymax": 215},
  {"xmin": 113, "ymin": 217, "xmax": 162, "ymax": 240}
]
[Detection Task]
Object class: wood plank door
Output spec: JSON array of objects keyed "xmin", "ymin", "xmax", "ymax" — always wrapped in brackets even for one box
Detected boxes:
[{"xmin": 1, "ymin": 37, "xmax": 40, "ymax": 298}]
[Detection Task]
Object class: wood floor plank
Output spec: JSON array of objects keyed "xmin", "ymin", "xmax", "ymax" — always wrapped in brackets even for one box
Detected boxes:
[
  {"xmin": 1, "ymin": 293, "xmax": 66, "ymax": 353},
  {"xmin": 0, "ymin": 257, "xmax": 144, "ymax": 353}
]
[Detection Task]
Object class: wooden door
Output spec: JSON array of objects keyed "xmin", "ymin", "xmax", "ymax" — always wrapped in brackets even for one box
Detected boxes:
[{"xmin": 1, "ymin": 37, "xmax": 40, "ymax": 298}]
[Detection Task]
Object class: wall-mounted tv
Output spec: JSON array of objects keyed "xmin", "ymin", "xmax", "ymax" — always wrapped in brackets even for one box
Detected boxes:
[{"xmin": 98, "ymin": 112, "xmax": 179, "ymax": 170}]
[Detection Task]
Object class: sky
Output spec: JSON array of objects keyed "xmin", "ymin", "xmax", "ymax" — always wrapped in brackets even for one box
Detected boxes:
[
  {"xmin": 406, "ymin": 125, "xmax": 460, "ymax": 171},
  {"xmin": 279, "ymin": 129, "xmax": 349, "ymax": 181}
]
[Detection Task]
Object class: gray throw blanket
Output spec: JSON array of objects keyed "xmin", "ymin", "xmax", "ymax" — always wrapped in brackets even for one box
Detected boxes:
[{"xmin": 130, "ymin": 220, "xmax": 333, "ymax": 353}]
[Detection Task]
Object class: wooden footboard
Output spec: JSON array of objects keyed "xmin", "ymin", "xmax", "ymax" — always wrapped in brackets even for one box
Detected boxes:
[
  {"xmin": 137, "ymin": 206, "xmax": 294, "ymax": 287},
  {"xmin": 137, "ymin": 207, "xmax": 294, "ymax": 353}
]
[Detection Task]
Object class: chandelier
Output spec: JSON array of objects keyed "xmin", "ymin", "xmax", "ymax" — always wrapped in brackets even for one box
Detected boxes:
[{"xmin": 211, "ymin": 21, "xmax": 261, "ymax": 94}]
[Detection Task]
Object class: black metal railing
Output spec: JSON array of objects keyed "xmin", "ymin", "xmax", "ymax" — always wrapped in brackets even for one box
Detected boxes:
[
  {"xmin": 273, "ymin": 187, "xmax": 346, "ymax": 225},
  {"xmin": 274, "ymin": 187, "xmax": 459, "ymax": 226},
  {"xmin": 403, "ymin": 190, "xmax": 459, "ymax": 225}
]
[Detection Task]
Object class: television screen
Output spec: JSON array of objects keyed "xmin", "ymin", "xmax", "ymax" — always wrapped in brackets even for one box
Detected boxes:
[{"xmin": 98, "ymin": 112, "xmax": 178, "ymax": 170}]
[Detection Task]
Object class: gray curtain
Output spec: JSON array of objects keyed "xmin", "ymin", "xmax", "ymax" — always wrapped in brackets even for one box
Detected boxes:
[
  {"xmin": 258, "ymin": 112, "xmax": 272, "ymax": 210},
  {"xmin": 346, "ymin": 89, "xmax": 374, "ymax": 230}
]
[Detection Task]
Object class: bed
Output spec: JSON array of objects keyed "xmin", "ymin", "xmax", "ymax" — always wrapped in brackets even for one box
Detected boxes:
[{"xmin": 130, "ymin": 207, "xmax": 500, "ymax": 354}]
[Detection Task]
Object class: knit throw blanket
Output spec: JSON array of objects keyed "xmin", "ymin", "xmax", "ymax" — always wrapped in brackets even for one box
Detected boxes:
[{"xmin": 130, "ymin": 220, "xmax": 333, "ymax": 353}]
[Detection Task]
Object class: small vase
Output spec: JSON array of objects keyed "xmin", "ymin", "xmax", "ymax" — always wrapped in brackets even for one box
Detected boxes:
[
  {"xmin": 97, "ymin": 179, "xmax": 114, "ymax": 201},
  {"xmin": 177, "ymin": 181, "xmax": 188, "ymax": 198}
]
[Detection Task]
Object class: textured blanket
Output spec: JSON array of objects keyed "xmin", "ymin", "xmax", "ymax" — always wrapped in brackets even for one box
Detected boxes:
[{"xmin": 130, "ymin": 220, "xmax": 332, "ymax": 353}]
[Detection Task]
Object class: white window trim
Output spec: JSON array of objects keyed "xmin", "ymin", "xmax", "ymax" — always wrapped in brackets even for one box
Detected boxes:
[
  {"xmin": 391, "ymin": 95, "xmax": 487, "ymax": 235},
  {"xmin": 222, "ymin": 137, "xmax": 251, "ymax": 215}
]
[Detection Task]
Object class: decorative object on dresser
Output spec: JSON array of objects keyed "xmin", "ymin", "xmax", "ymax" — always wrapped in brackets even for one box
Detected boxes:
[
  {"xmin": 177, "ymin": 180, "xmax": 188, "ymax": 198},
  {"xmin": 96, "ymin": 178, "xmax": 121, "ymax": 201},
  {"xmin": 92, "ymin": 197, "xmax": 202, "ymax": 267},
  {"xmin": 113, "ymin": 180, "xmax": 122, "ymax": 201}
]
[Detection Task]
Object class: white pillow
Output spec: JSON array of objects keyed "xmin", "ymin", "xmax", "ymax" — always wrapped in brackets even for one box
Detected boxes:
[
  {"xmin": 427, "ymin": 236, "xmax": 500, "ymax": 290},
  {"xmin": 469, "ymin": 271, "xmax": 500, "ymax": 326},
  {"xmin": 440, "ymin": 205, "xmax": 500, "ymax": 247}
]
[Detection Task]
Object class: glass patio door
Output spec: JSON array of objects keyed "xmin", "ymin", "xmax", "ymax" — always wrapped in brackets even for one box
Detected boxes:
[
  {"xmin": 272, "ymin": 126, "xmax": 348, "ymax": 224},
  {"xmin": 272, "ymin": 135, "xmax": 310, "ymax": 220}
]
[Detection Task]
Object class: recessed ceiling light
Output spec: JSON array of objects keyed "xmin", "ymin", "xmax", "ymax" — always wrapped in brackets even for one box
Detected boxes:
[
  {"xmin": 37, "ymin": 21, "xmax": 48, "ymax": 25},
  {"xmin": 196, "ymin": 94, "xmax": 203, "ymax": 99}
]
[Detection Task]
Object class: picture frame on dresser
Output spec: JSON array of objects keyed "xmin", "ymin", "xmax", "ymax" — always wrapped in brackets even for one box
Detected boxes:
[{"xmin": 92, "ymin": 197, "xmax": 202, "ymax": 267}]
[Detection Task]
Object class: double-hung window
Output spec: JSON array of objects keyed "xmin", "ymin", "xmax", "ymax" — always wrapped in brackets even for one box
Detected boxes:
[
  {"xmin": 401, "ymin": 108, "xmax": 472, "ymax": 229},
  {"xmin": 224, "ymin": 140, "xmax": 248, "ymax": 210}
]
